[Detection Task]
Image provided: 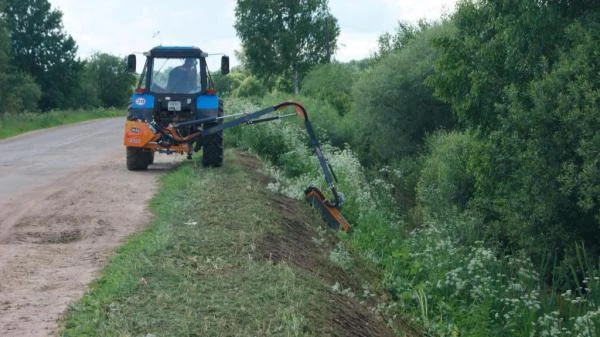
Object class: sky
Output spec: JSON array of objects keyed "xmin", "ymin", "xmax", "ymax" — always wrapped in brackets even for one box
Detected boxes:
[{"xmin": 47, "ymin": 0, "xmax": 457, "ymax": 69}]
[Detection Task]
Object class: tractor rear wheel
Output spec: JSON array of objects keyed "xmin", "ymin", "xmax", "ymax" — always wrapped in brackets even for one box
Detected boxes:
[
  {"xmin": 202, "ymin": 102, "xmax": 224, "ymax": 167},
  {"xmin": 126, "ymin": 147, "xmax": 152, "ymax": 170},
  {"xmin": 202, "ymin": 129, "xmax": 223, "ymax": 167}
]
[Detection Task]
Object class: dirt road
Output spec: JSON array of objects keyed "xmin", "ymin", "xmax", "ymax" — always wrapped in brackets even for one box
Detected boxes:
[{"xmin": 0, "ymin": 118, "xmax": 180, "ymax": 336}]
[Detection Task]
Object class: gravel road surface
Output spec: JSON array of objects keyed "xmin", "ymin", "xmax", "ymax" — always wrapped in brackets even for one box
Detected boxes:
[{"xmin": 0, "ymin": 118, "xmax": 180, "ymax": 336}]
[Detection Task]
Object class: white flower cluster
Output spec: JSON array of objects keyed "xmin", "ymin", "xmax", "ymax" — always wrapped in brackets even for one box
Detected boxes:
[
  {"xmin": 572, "ymin": 308, "xmax": 600, "ymax": 337},
  {"xmin": 386, "ymin": 216, "xmax": 600, "ymax": 336}
]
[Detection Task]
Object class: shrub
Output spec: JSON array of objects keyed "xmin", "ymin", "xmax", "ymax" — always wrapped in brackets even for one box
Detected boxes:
[
  {"xmin": 224, "ymin": 97, "xmax": 600, "ymax": 337},
  {"xmin": 348, "ymin": 22, "xmax": 455, "ymax": 166},
  {"xmin": 232, "ymin": 75, "xmax": 267, "ymax": 98},
  {"xmin": 301, "ymin": 63, "xmax": 356, "ymax": 116}
]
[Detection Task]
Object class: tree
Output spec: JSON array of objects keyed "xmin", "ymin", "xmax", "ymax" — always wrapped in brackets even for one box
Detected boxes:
[
  {"xmin": 429, "ymin": 0, "xmax": 569, "ymax": 130},
  {"xmin": 85, "ymin": 53, "xmax": 135, "ymax": 108},
  {"xmin": 234, "ymin": 0, "xmax": 339, "ymax": 94},
  {"xmin": 232, "ymin": 75, "xmax": 267, "ymax": 98},
  {"xmin": 376, "ymin": 20, "xmax": 430, "ymax": 59},
  {"xmin": 2, "ymin": 0, "xmax": 83, "ymax": 110},
  {"xmin": 0, "ymin": 12, "xmax": 40, "ymax": 113},
  {"xmin": 470, "ymin": 11, "xmax": 600, "ymax": 260}
]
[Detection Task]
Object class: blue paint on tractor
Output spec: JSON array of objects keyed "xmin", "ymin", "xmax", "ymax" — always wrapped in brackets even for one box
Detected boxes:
[
  {"xmin": 196, "ymin": 95, "xmax": 219, "ymax": 110},
  {"xmin": 131, "ymin": 94, "xmax": 155, "ymax": 109}
]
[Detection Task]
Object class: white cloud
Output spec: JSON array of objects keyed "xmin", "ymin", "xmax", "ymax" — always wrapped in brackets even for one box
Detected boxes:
[{"xmin": 334, "ymin": 31, "xmax": 379, "ymax": 62}]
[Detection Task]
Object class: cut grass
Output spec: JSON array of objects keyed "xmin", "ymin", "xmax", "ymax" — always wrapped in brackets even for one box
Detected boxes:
[
  {"xmin": 60, "ymin": 150, "xmax": 392, "ymax": 337},
  {"xmin": 0, "ymin": 109, "xmax": 123, "ymax": 140}
]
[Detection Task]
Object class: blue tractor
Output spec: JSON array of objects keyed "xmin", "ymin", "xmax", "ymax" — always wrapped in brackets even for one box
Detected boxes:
[{"xmin": 124, "ymin": 46, "xmax": 230, "ymax": 170}]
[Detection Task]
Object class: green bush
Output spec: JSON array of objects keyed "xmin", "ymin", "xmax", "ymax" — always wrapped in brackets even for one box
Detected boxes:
[
  {"xmin": 233, "ymin": 75, "xmax": 267, "ymax": 98},
  {"xmin": 462, "ymin": 12, "xmax": 600, "ymax": 265},
  {"xmin": 348, "ymin": 22, "xmax": 454, "ymax": 166},
  {"xmin": 259, "ymin": 92, "xmax": 351, "ymax": 149},
  {"xmin": 85, "ymin": 53, "xmax": 135, "ymax": 108},
  {"xmin": 301, "ymin": 63, "xmax": 356, "ymax": 116},
  {"xmin": 0, "ymin": 70, "xmax": 41, "ymax": 112}
]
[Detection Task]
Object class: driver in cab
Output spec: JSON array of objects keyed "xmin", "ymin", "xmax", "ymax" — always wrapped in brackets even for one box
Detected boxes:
[{"xmin": 166, "ymin": 58, "xmax": 198, "ymax": 93}]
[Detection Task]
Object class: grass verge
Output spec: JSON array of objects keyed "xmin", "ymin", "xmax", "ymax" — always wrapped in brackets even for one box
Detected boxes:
[
  {"xmin": 0, "ymin": 108, "xmax": 123, "ymax": 140},
  {"xmin": 60, "ymin": 150, "xmax": 394, "ymax": 337}
]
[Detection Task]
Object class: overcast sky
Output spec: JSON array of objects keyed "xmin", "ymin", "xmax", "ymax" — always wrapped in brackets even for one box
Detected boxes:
[{"xmin": 47, "ymin": 0, "xmax": 457, "ymax": 68}]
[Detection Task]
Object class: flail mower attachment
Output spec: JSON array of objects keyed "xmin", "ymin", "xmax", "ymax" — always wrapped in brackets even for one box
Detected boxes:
[
  {"xmin": 304, "ymin": 186, "xmax": 350, "ymax": 232},
  {"xmin": 128, "ymin": 101, "xmax": 351, "ymax": 232}
]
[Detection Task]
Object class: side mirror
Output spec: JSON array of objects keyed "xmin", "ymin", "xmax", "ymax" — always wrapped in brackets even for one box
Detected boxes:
[
  {"xmin": 221, "ymin": 55, "xmax": 230, "ymax": 75},
  {"xmin": 126, "ymin": 54, "xmax": 136, "ymax": 73}
]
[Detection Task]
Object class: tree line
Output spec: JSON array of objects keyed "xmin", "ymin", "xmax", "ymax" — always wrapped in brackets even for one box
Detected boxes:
[{"xmin": 0, "ymin": 0, "xmax": 134, "ymax": 113}]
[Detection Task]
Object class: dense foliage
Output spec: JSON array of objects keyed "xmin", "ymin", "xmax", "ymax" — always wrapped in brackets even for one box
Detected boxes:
[
  {"xmin": 428, "ymin": 0, "xmax": 600, "ymax": 273},
  {"xmin": 3, "ymin": 0, "xmax": 84, "ymax": 110},
  {"xmin": 0, "ymin": 19, "xmax": 41, "ymax": 112},
  {"xmin": 85, "ymin": 53, "xmax": 136, "ymax": 108},
  {"xmin": 300, "ymin": 62, "xmax": 356, "ymax": 116},
  {"xmin": 225, "ymin": 94, "xmax": 600, "ymax": 336},
  {"xmin": 348, "ymin": 23, "xmax": 454, "ymax": 166}
]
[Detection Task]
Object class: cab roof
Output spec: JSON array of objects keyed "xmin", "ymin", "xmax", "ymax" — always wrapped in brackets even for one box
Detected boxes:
[{"xmin": 148, "ymin": 46, "xmax": 207, "ymax": 58}]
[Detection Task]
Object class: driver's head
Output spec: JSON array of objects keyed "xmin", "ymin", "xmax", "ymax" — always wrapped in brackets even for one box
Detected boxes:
[{"xmin": 183, "ymin": 58, "xmax": 197, "ymax": 68}]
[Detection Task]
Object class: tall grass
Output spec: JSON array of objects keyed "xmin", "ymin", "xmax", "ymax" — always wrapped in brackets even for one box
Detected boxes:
[
  {"xmin": 223, "ymin": 96, "xmax": 600, "ymax": 336},
  {"xmin": 0, "ymin": 108, "xmax": 123, "ymax": 140}
]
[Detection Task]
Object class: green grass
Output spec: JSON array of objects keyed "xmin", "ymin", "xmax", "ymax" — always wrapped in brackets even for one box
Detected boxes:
[
  {"xmin": 0, "ymin": 108, "xmax": 123, "ymax": 140},
  {"xmin": 60, "ymin": 150, "xmax": 379, "ymax": 337}
]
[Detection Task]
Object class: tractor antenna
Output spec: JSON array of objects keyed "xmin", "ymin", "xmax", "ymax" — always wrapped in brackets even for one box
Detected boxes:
[{"xmin": 152, "ymin": 31, "xmax": 162, "ymax": 45}]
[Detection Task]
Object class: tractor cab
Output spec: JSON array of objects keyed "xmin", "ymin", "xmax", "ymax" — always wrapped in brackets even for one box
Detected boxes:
[{"xmin": 126, "ymin": 46, "xmax": 229, "ymax": 126}]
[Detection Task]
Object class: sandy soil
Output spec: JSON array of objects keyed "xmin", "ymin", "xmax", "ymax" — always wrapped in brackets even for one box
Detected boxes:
[{"xmin": 0, "ymin": 119, "xmax": 180, "ymax": 336}]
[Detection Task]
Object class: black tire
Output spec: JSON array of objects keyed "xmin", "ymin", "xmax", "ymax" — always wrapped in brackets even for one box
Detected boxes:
[
  {"xmin": 202, "ymin": 102, "xmax": 224, "ymax": 167},
  {"xmin": 202, "ymin": 129, "xmax": 223, "ymax": 167},
  {"xmin": 126, "ymin": 147, "xmax": 152, "ymax": 171}
]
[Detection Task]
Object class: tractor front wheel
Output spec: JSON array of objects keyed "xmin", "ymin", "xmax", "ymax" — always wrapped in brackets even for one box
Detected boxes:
[{"xmin": 126, "ymin": 147, "xmax": 153, "ymax": 171}]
